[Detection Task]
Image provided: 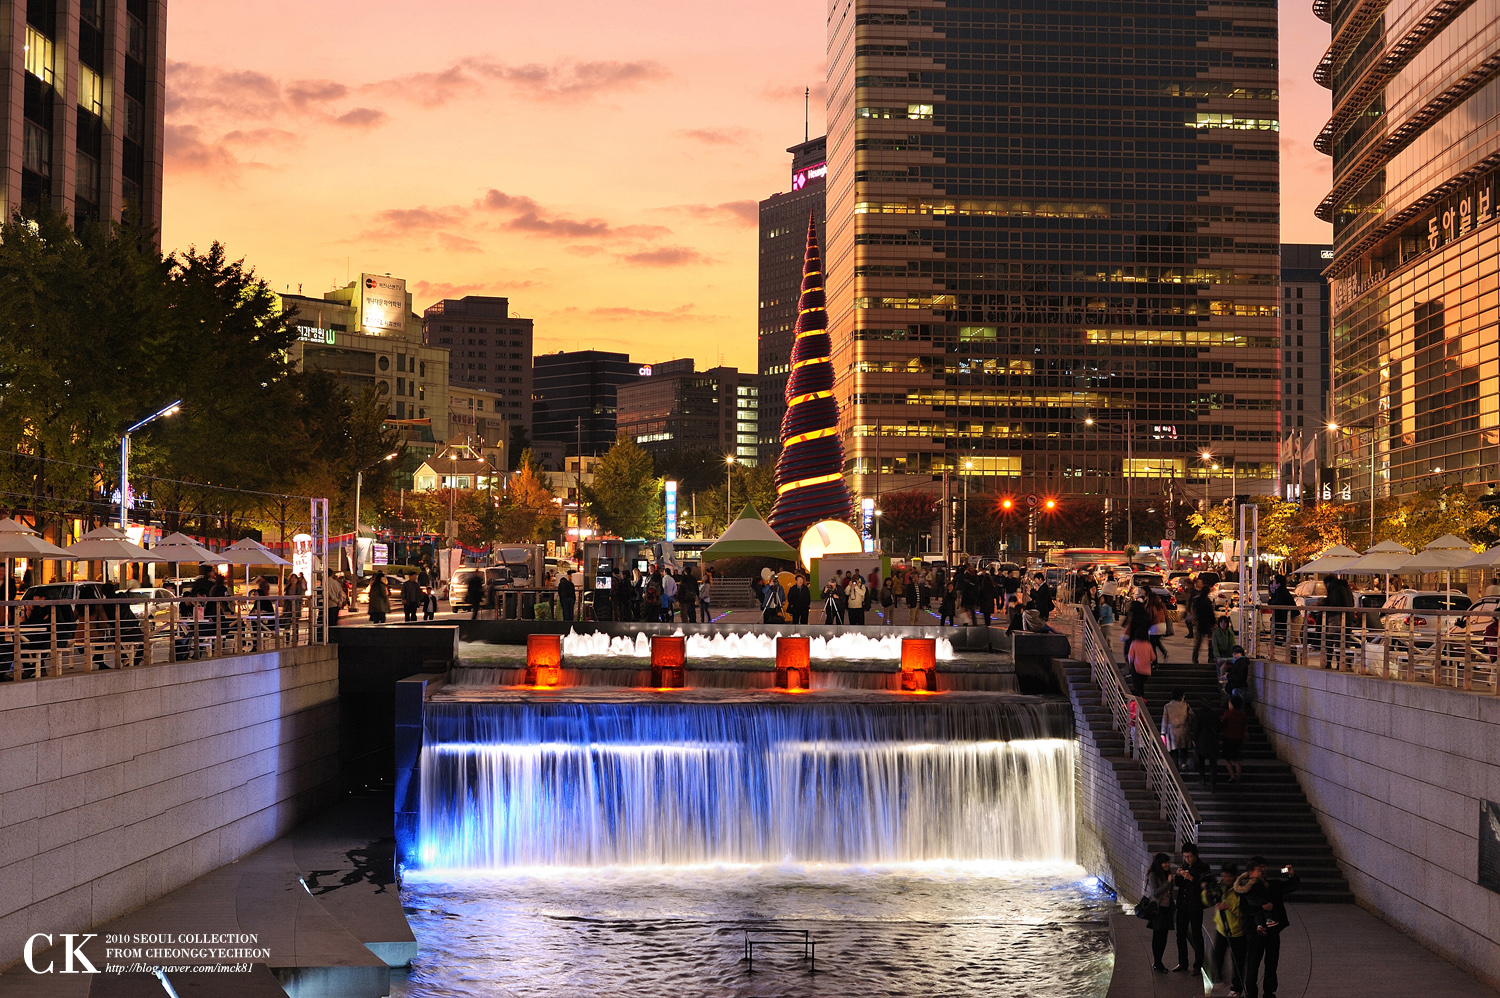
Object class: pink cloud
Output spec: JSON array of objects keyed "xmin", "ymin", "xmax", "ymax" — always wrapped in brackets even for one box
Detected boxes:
[
  {"xmin": 679, "ymin": 127, "xmax": 750, "ymax": 145},
  {"xmin": 335, "ymin": 107, "xmax": 387, "ymax": 128},
  {"xmin": 667, "ymin": 200, "xmax": 758, "ymax": 226},
  {"xmin": 618, "ymin": 246, "xmax": 709, "ymax": 267}
]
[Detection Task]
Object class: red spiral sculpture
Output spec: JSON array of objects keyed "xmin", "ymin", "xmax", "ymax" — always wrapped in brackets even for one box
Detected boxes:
[{"xmin": 769, "ymin": 213, "xmax": 853, "ymax": 545}]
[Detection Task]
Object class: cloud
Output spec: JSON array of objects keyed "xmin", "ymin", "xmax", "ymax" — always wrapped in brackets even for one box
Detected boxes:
[
  {"xmin": 560, "ymin": 304, "xmax": 720, "ymax": 323},
  {"xmin": 617, "ymin": 246, "xmax": 710, "ymax": 267},
  {"xmin": 413, "ymin": 279, "xmax": 540, "ymax": 300},
  {"xmin": 438, "ymin": 232, "xmax": 484, "ymax": 254},
  {"xmin": 164, "ymin": 123, "xmax": 245, "ymax": 174},
  {"xmin": 367, "ymin": 57, "xmax": 669, "ymax": 107},
  {"xmin": 761, "ymin": 81, "xmax": 828, "ymax": 104},
  {"xmin": 335, "ymin": 107, "xmax": 387, "ymax": 128},
  {"xmin": 476, "ymin": 189, "xmax": 670, "ymax": 240},
  {"xmin": 375, "ymin": 206, "xmax": 469, "ymax": 231},
  {"xmin": 667, "ymin": 200, "xmax": 758, "ymax": 226},
  {"xmin": 679, "ymin": 127, "xmax": 749, "ymax": 146},
  {"xmin": 221, "ymin": 127, "xmax": 301, "ymax": 151},
  {"xmin": 285, "ymin": 79, "xmax": 350, "ymax": 108}
]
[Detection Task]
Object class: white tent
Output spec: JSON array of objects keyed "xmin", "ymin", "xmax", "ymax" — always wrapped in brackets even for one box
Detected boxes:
[
  {"xmin": 150, "ymin": 532, "xmax": 229, "ymax": 566},
  {"xmin": 1293, "ymin": 544, "xmax": 1362, "ymax": 575},
  {"xmin": 1344, "ymin": 540, "xmax": 1413, "ymax": 595},
  {"xmin": 224, "ymin": 538, "xmax": 292, "ymax": 596},
  {"xmin": 65, "ymin": 526, "xmax": 155, "ymax": 585},
  {"xmin": 1398, "ymin": 534, "xmax": 1475, "ymax": 573},
  {"xmin": 0, "ymin": 519, "xmax": 75, "ymax": 612},
  {"xmin": 1460, "ymin": 544, "xmax": 1500, "ymax": 571}
]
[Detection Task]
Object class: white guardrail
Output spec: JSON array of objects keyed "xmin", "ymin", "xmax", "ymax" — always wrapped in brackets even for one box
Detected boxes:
[
  {"xmin": 2, "ymin": 595, "xmax": 324, "ymax": 680},
  {"xmin": 1061, "ymin": 603, "xmax": 1203, "ymax": 850}
]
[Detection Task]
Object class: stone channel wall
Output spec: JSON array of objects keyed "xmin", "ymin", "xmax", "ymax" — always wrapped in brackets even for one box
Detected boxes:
[
  {"xmin": 0, "ymin": 645, "xmax": 340, "ymax": 968},
  {"xmin": 1253, "ymin": 660, "xmax": 1500, "ymax": 988}
]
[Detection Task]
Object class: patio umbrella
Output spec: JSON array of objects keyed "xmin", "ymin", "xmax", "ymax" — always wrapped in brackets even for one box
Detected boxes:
[
  {"xmin": 0, "ymin": 518, "xmax": 76, "ymax": 613},
  {"xmin": 1397, "ymin": 534, "xmax": 1476, "ymax": 594},
  {"xmin": 148, "ymin": 533, "xmax": 230, "ymax": 591},
  {"xmin": 1344, "ymin": 540, "xmax": 1412, "ymax": 595},
  {"xmin": 223, "ymin": 538, "xmax": 292, "ymax": 597},
  {"xmin": 1292, "ymin": 544, "xmax": 1362, "ymax": 575},
  {"xmin": 64, "ymin": 527, "xmax": 155, "ymax": 586},
  {"xmin": 1460, "ymin": 544, "xmax": 1500, "ymax": 571}
]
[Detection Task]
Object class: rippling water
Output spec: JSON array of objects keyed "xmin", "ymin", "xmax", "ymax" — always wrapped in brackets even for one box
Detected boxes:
[{"xmin": 395, "ymin": 863, "xmax": 1113, "ymax": 998}]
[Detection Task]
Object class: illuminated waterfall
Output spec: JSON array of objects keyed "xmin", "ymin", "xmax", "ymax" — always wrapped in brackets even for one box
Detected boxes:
[{"xmin": 416, "ymin": 700, "xmax": 1075, "ymax": 869}]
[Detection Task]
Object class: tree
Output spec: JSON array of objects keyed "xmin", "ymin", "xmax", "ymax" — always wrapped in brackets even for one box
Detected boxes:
[
  {"xmin": 581, "ymin": 433, "xmax": 662, "ymax": 538},
  {"xmin": 879, "ymin": 491, "xmax": 938, "ymax": 555},
  {"xmin": 1380, "ymin": 486, "xmax": 1495, "ymax": 552},
  {"xmin": 497, "ymin": 464, "xmax": 559, "ymax": 543},
  {"xmin": 508, "ymin": 423, "xmax": 532, "ymax": 471},
  {"xmin": 690, "ymin": 461, "xmax": 778, "ymax": 537}
]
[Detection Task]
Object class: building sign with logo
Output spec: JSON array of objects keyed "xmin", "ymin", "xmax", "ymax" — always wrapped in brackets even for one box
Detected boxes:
[
  {"xmin": 664, "ymin": 480, "xmax": 678, "ymax": 542},
  {"xmin": 638, "ymin": 365, "xmax": 654, "ymax": 377},
  {"xmin": 792, "ymin": 161, "xmax": 827, "ymax": 190},
  {"xmin": 296, "ymin": 324, "xmax": 336, "ymax": 345},
  {"xmin": 359, "ymin": 273, "xmax": 407, "ymax": 334}
]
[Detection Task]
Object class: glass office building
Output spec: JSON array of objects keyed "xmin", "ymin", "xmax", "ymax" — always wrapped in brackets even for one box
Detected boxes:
[
  {"xmin": 1320, "ymin": 0, "xmax": 1500, "ymax": 497},
  {"xmin": 825, "ymin": 0, "xmax": 1281, "ymax": 519}
]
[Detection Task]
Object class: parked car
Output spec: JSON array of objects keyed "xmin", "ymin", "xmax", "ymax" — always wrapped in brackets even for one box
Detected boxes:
[
  {"xmin": 1381, "ymin": 590, "xmax": 1472, "ymax": 649},
  {"xmin": 1209, "ymin": 581, "xmax": 1241, "ymax": 610},
  {"xmin": 1293, "ymin": 578, "xmax": 1327, "ymax": 607},
  {"xmin": 1125, "ymin": 572, "xmax": 1177, "ymax": 609},
  {"xmin": 117, "ymin": 587, "xmax": 179, "ymax": 624}
]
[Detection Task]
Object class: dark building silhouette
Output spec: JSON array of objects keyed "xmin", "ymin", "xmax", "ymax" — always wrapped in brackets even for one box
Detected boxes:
[
  {"xmin": 532, "ymin": 350, "xmax": 638, "ymax": 455},
  {"xmin": 758, "ymin": 135, "xmax": 826, "ymax": 465},
  {"xmin": 616, "ymin": 359, "xmax": 758, "ymax": 466},
  {"xmin": 1279, "ymin": 244, "xmax": 1332, "ymax": 501},
  {"xmin": 422, "ymin": 296, "xmax": 533, "ymax": 433}
]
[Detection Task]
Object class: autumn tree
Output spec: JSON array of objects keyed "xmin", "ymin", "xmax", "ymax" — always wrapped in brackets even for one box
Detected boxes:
[
  {"xmin": 581, "ymin": 433, "xmax": 662, "ymax": 538},
  {"xmin": 878, "ymin": 490, "xmax": 938, "ymax": 555}
]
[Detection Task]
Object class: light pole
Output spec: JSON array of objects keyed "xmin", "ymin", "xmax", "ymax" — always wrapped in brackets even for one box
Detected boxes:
[
  {"xmin": 874, "ymin": 508, "xmax": 882, "ymax": 553},
  {"xmin": 963, "ymin": 459, "xmax": 972, "ymax": 557},
  {"xmin": 1328, "ymin": 422, "xmax": 1378, "ymax": 546},
  {"xmin": 1201, "ymin": 449, "xmax": 1236, "ymax": 506},
  {"xmin": 119, "ymin": 400, "xmax": 183, "ymax": 532},
  {"xmin": 1084, "ymin": 415, "xmax": 1133, "ymax": 551},
  {"xmin": 353, "ymin": 451, "xmax": 399, "ymax": 577},
  {"xmin": 725, "ymin": 454, "xmax": 735, "ymax": 523}
]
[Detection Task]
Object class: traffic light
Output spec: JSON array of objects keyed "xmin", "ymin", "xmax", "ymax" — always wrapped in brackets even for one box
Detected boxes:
[
  {"xmin": 1001, "ymin": 498, "xmax": 1014, "ymax": 510},
  {"xmin": 1044, "ymin": 498, "xmax": 1057, "ymax": 511}
]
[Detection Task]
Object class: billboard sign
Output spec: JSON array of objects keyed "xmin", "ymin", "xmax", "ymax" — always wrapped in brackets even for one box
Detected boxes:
[
  {"xmin": 664, "ymin": 481, "xmax": 678, "ymax": 541},
  {"xmin": 359, "ymin": 274, "xmax": 407, "ymax": 334},
  {"xmin": 861, "ymin": 497, "xmax": 875, "ymax": 553}
]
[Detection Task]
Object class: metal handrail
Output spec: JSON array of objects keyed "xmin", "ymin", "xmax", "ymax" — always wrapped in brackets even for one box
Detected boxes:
[
  {"xmin": 1063, "ymin": 603, "xmax": 1202, "ymax": 851},
  {"xmin": 1243, "ymin": 600, "xmax": 1500, "ymax": 694},
  {"xmin": 2, "ymin": 594, "xmax": 326, "ymax": 681}
]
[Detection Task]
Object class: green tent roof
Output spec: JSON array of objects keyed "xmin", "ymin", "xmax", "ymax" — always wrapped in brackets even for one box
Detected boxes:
[{"xmin": 701, "ymin": 503, "xmax": 800, "ymax": 562}]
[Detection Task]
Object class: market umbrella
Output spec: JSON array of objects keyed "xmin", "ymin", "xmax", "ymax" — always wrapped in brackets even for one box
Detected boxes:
[
  {"xmin": 147, "ymin": 532, "xmax": 230, "ymax": 593},
  {"xmin": 700, "ymin": 503, "xmax": 800, "ymax": 563},
  {"xmin": 0, "ymin": 519, "xmax": 76, "ymax": 617},
  {"xmin": 64, "ymin": 527, "xmax": 155, "ymax": 586},
  {"xmin": 1292, "ymin": 544, "xmax": 1362, "ymax": 575},
  {"xmin": 1397, "ymin": 534, "xmax": 1476, "ymax": 595},
  {"xmin": 1344, "ymin": 540, "xmax": 1412, "ymax": 595},
  {"xmin": 224, "ymin": 537, "xmax": 292, "ymax": 599},
  {"xmin": 1460, "ymin": 544, "xmax": 1500, "ymax": 571}
]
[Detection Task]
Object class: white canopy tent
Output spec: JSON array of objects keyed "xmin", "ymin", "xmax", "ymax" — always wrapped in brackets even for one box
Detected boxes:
[
  {"xmin": 64, "ymin": 527, "xmax": 155, "ymax": 586},
  {"xmin": 1396, "ymin": 534, "xmax": 1476, "ymax": 594},
  {"xmin": 0, "ymin": 518, "xmax": 76, "ymax": 612},
  {"xmin": 223, "ymin": 538, "xmax": 292, "ymax": 595},
  {"xmin": 1343, "ymin": 540, "xmax": 1412, "ymax": 595},
  {"xmin": 1293, "ymin": 544, "xmax": 1362, "ymax": 576}
]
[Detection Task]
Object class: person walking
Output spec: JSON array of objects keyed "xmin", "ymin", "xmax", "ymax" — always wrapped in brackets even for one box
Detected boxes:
[
  {"xmin": 879, "ymin": 577, "xmax": 896, "ymax": 624},
  {"xmin": 1173, "ymin": 841, "xmax": 1211, "ymax": 974},
  {"xmin": 368, "ymin": 571, "xmax": 390, "ymax": 625},
  {"xmin": 937, "ymin": 578, "xmax": 955, "ymax": 626},
  {"xmin": 1236, "ymin": 858, "xmax": 1299, "ymax": 998},
  {"xmin": 1029, "ymin": 572, "xmax": 1056, "ymax": 620},
  {"xmin": 978, "ymin": 573, "xmax": 997, "ymax": 629},
  {"xmin": 679, "ymin": 570, "xmax": 699, "ymax": 623},
  {"xmin": 1322, "ymin": 573, "xmax": 1355, "ymax": 667},
  {"xmin": 1220, "ymin": 694, "xmax": 1247, "ymax": 782},
  {"xmin": 557, "ymin": 569, "xmax": 576, "ymax": 622},
  {"xmin": 1268, "ymin": 575, "xmax": 1296, "ymax": 645},
  {"xmin": 1125, "ymin": 632, "xmax": 1156, "ymax": 697},
  {"xmin": 1207, "ymin": 863, "xmax": 1246, "ymax": 995},
  {"xmin": 464, "ymin": 572, "xmax": 483, "ymax": 622},
  {"xmin": 418, "ymin": 566, "xmax": 437, "ymax": 620},
  {"xmin": 1189, "ymin": 581, "xmax": 1216, "ymax": 664},
  {"xmin": 1146, "ymin": 590, "xmax": 1170, "ymax": 662},
  {"xmin": 1145, "ymin": 853, "xmax": 1175, "ymax": 973},
  {"xmin": 909, "ymin": 571, "xmax": 929, "ymax": 625},
  {"xmin": 788, "ymin": 574, "xmax": 812, "ymax": 624},
  {"xmin": 400, "ymin": 573, "xmax": 422, "ymax": 623},
  {"xmin": 1192, "ymin": 697, "xmax": 1223, "ymax": 789},
  {"xmin": 1161, "ymin": 689, "xmax": 1193, "ymax": 770},
  {"xmin": 1210, "ymin": 615, "xmax": 1238, "ymax": 668}
]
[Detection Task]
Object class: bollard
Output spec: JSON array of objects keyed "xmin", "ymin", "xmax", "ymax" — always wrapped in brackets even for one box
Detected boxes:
[
  {"xmin": 651, "ymin": 635, "xmax": 686, "ymax": 688},
  {"xmin": 776, "ymin": 636, "xmax": 811, "ymax": 691}
]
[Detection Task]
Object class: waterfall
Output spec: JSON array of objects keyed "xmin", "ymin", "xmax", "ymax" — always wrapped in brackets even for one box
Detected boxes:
[
  {"xmin": 560, "ymin": 629, "xmax": 956, "ymax": 660},
  {"xmin": 417, "ymin": 700, "xmax": 1075, "ymax": 869}
]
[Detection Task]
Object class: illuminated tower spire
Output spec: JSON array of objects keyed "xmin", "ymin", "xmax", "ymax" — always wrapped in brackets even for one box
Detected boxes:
[{"xmin": 769, "ymin": 213, "xmax": 853, "ymax": 544}]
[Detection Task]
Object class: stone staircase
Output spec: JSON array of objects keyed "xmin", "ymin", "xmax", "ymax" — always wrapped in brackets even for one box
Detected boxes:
[{"xmin": 1138, "ymin": 654, "xmax": 1355, "ymax": 903}]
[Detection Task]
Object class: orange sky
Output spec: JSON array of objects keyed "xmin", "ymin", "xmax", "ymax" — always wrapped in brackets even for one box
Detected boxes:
[{"xmin": 162, "ymin": 1, "xmax": 1333, "ymax": 373}]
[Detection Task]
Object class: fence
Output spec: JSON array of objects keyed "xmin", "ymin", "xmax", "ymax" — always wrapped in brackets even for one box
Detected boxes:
[
  {"xmin": 2, "ymin": 594, "xmax": 327, "ymax": 680},
  {"xmin": 1061, "ymin": 603, "xmax": 1202, "ymax": 851},
  {"xmin": 1242, "ymin": 602, "xmax": 1500, "ymax": 693}
]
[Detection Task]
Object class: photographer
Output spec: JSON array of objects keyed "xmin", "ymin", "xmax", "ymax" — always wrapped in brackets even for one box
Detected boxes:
[
  {"xmin": 1234, "ymin": 857, "xmax": 1300, "ymax": 998},
  {"xmin": 1172, "ymin": 842, "xmax": 1211, "ymax": 974},
  {"xmin": 1204, "ymin": 863, "xmax": 1245, "ymax": 995}
]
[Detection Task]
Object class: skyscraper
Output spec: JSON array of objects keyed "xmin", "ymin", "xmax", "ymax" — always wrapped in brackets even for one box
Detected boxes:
[
  {"xmin": 532, "ymin": 349, "xmax": 639, "ymax": 455},
  {"xmin": 758, "ymin": 135, "xmax": 827, "ymax": 465},
  {"xmin": 1, "ymin": 0, "xmax": 166, "ymax": 231},
  {"xmin": 615, "ymin": 359, "xmax": 758, "ymax": 466},
  {"xmin": 1319, "ymin": 0, "xmax": 1500, "ymax": 500},
  {"xmin": 825, "ymin": 0, "xmax": 1281, "ymax": 546},
  {"xmin": 422, "ymin": 296, "xmax": 533, "ymax": 434},
  {"xmin": 1279, "ymin": 243, "xmax": 1332, "ymax": 500}
]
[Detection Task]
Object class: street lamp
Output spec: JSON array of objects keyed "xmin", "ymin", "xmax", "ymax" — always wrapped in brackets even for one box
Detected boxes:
[
  {"xmin": 873, "ymin": 508, "xmax": 882, "ymax": 552},
  {"xmin": 1201, "ymin": 449, "xmax": 1236, "ymax": 506},
  {"xmin": 120, "ymin": 400, "xmax": 183, "ymax": 532},
  {"xmin": 1083, "ymin": 415, "xmax": 1134, "ymax": 551},
  {"xmin": 725, "ymin": 454, "xmax": 736, "ymax": 522},
  {"xmin": 353, "ymin": 451, "xmax": 399, "ymax": 577},
  {"xmin": 1327, "ymin": 421, "xmax": 1378, "ymax": 546},
  {"xmin": 963, "ymin": 459, "xmax": 973, "ymax": 557}
]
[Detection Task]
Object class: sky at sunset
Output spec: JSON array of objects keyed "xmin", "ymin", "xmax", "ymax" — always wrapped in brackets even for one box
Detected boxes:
[{"xmin": 162, "ymin": 1, "xmax": 1334, "ymax": 373}]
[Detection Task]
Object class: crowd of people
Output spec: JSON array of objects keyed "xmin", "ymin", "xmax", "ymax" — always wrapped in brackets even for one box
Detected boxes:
[{"xmin": 1142, "ymin": 843, "xmax": 1300, "ymax": 998}]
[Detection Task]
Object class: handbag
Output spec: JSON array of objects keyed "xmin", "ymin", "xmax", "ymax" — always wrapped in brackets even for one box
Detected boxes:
[{"xmin": 1134, "ymin": 896, "xmax": 1160, "ymax": 920}]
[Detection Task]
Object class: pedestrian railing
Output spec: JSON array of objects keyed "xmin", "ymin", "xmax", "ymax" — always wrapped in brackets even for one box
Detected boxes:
[
  {"xmin": 1061, "ymin": 603, "xmax": 1202, "ymax": 851},
  {"xmin": 1243, "ymin": 602, "xmax": 1500, "ymax": 694},
  {"xmin": 1, "ymin": 594, "xmax": 327, "ymax": 682}
]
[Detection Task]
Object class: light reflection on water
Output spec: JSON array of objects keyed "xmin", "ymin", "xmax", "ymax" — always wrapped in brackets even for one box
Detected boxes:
[{"xmin": 395, "ymin": 862, "xmax": 1113, "ymax": 998}]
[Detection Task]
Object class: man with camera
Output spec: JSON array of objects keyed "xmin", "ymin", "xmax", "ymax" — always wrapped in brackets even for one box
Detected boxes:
[
  {"xmin": 1204, "ymin": 863, "xmax": 1246, "ymax": 996},
  {"xmin": 1173, "ymin": 841, "xmax": 1212, "ymax": 974},
  {"xmin": 1234, "ymin": 857, "xmax": 1301, "ymax": 998}
]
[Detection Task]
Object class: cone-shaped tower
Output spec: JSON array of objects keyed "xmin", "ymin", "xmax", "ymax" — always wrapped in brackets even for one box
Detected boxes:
[{"xmin": 768, "ymin": 213, "xmax": 853, "ymax": 544}]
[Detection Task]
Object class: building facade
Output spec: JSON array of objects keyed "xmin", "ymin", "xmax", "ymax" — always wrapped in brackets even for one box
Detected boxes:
[
  {"xmin": 1319, "ymin": 0, "xmax": 1500, "ymax": 499},
  {"xmin": 532, "ymin": 349, "xmax": 638, "ymax": 455},
  {"xmin": 825, "ymin": 0, "xmax": 1282, "ymax": 522},
  {"xmin": 1279, "ymin": 244, "xmax": 1333, "ymax": 500},
  {"xmin": 758, "ymin": 135, "xmax": 827, "ymax": 465},
  {"xmin": 279, "ymin": 274, "xmax": 451, "ymax": 454},
  {"xmin": 422, "ymin": 296, "xmax": 533, "ymax": 435},
  {"xmin": 615, "ymin": 359, "xmax": 759, "ymax": 466},
  {"xmin": 1, "ymin": 0, "xmax": 165, "ymax": 231}
]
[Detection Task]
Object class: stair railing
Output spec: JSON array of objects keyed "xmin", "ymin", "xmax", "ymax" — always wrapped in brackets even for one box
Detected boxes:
[{"xmin": 1062, "ymin": 602, "xmax": 1202, "ymax": 851}]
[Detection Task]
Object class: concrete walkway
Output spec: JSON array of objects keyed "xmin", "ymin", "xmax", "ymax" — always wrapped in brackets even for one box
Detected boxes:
[
  {"xmin": 0, "ymin": 794, "xmax": 411, "ymax": 998},
  {"xmin": 1109, "ymin": 901, "xmax": 1499, "ymax": 997}
]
